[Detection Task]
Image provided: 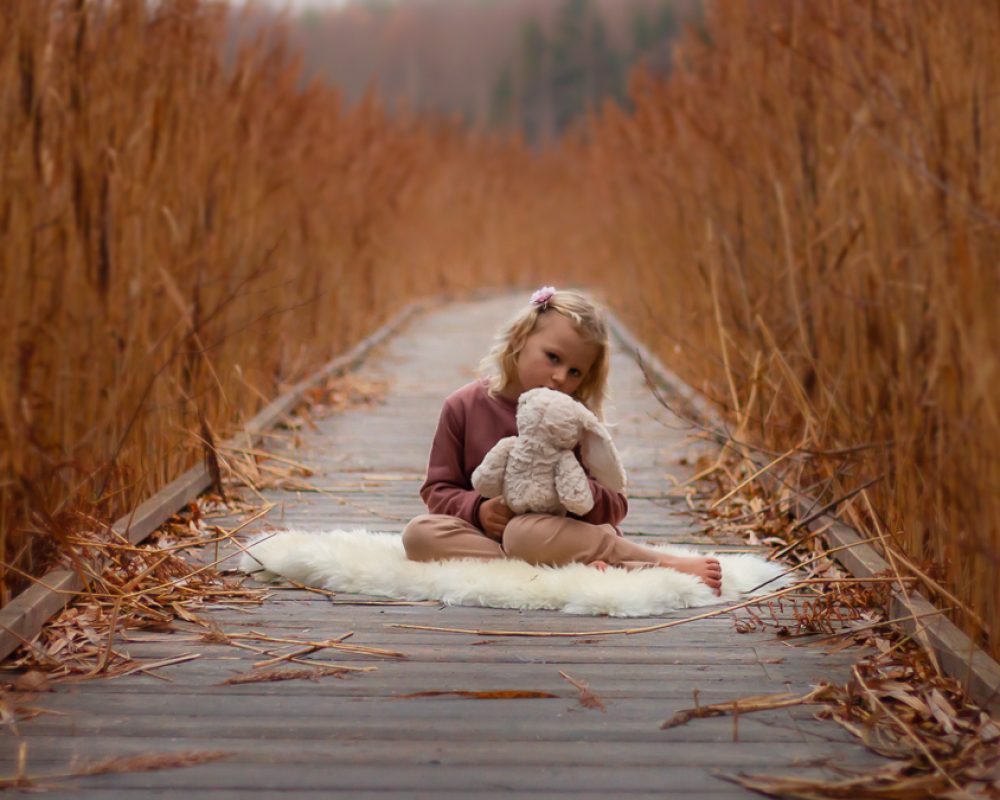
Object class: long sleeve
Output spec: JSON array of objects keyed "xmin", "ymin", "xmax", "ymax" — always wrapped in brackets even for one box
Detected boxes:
[
  {"xmin": 415, "ymin": 381, "xmax": 624, "ymax": 533},
  {"xmin": 576, "ymin": 476, "xmax": 629, "ymax": 527},
  {"xmin": 419, "ymin": 398, "xmax": 487, "ymax": 529}
]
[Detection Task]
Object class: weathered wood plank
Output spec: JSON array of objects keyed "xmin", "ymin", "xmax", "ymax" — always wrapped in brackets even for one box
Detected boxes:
[
  {"xmin": 0, "ymin": 763, "xmax": 850, "ymax": 793},
  {"xmin": 0, "ymin": 737, "xmax": 884, "ymax": 768},
  {"xmin": 2, "ymin": 789, "xmax": 755, "ymax": 799},
  {"xmin": 10, "ymin": 693, "xmax": 858, "ymax": 740},
  {"xmin": 19, "ymin": 684, "xmax": 776, "ymax": 714},
  {"xmin": 29, "ymin": 676, "xmax": 821, "ymax": 702},
  {"xmin": 91, "ymin": 647, "xmax": 779, "ymax": 670},
  {"xmin": 3, "ymin": 296, "xmax": 889, "ymax": 797}
]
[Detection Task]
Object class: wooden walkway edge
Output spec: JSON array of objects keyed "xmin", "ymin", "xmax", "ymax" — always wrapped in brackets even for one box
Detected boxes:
[
  {"xmin": 2, "ymin": 293, "xmax": 996, "ymax": 798},
  {"xmin": 0, "ymin": 302, "xmax": 425, "ymax": 663},
  {"xmin": 607, "ymin": 311, "xmax": 1000, "ymax": 717}
]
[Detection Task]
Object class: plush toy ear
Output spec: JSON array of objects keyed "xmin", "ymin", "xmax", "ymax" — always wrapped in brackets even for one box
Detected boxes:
[{"xmin": 579, "ymin": 412, "xmax": 627, "ymax": 494}]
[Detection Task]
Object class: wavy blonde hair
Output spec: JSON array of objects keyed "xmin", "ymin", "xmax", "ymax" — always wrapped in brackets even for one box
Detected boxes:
[{"xmin": 480, "ymin": 289, "xmax": 611, "ymax": 419}]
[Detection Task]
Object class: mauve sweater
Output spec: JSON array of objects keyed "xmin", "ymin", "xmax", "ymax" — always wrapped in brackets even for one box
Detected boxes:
[{"xmin": 419, "ymin": 380, "xmax": 629, "ymax": 531}]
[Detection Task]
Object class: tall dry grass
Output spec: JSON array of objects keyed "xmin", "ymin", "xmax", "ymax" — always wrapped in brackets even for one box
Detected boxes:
[
  {"xmin": 556, "ymin": 0, "xmax": 999, "ymax": 655},
  {"xmin": 0, "ymin": 0, "xmax": 526, "ymax": 601},
  {"xmin": 3, "ymin": 0, "xmax": 997, "ymax": 665}
]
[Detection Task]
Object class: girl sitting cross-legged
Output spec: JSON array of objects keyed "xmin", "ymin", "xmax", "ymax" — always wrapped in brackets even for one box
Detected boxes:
[{"xmin": 402, "ymin": 287, "xmax": 722, "ymax": 596}]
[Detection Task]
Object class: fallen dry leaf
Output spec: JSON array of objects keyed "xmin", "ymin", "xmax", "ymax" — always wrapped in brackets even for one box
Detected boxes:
[
  {"xmin": 221, "ymin": 666, "xmax": 352, "ymax": 685},
  {"xmin": 661, "ymin": 687, "xmax": 831, "ymax": 730},
  {"xmin": 396, "ymin": 690, "xmax": 558, "ymax": 700},
  {"xmin": 73, "ymin": 751, "xmax": 230, "ymax": 777},
  {"xmin": 558, "ymin": 671, "xmax": 606, "ymax": 712},
  {"xmin": 0, "ymin": 750, "xmax": 230, "ymax": 790},
  {"xmin": 12, "ymin": 671, "xmax": 52, "ymax": 693}
]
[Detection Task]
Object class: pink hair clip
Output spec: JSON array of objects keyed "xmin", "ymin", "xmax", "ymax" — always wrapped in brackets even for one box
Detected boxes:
[{"xmin": 530, "ymin": 286, "xmax": 556, "ymax": 309}]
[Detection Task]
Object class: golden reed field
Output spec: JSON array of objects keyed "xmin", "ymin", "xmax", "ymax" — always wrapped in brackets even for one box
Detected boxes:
[{"xmin": 2, "ymin": 0, "xmax": 997, "ymax": 660}]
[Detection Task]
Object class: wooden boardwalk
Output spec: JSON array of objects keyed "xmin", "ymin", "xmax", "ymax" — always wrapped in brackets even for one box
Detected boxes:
[{"xmin": 2, "ymin": 295, "xmax": 887, "ymax": 797}]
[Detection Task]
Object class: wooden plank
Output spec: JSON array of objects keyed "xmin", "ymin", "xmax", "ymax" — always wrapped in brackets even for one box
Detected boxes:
[
  {"xmin": 0, "ymin": 736, "xmax": 880, "ymax": 767},
  {"xmin": 30, "ymin": 669, "xmax": 778, "ymax": 698},
  {"xmin": 0, "ymin": 763, "xmax": 845, "ymax": 793},
  {"xmin": 606, "ymin": 310, "xmax": 719, "ymax": 425},
  {"xmin": 9, "ymin": 710, "xmax": 838, "ymax": 745},
  {"xmin": 95, "ymin": 636, "xmax": 787, "ymax": 658},
  {"xmin": 27, "ymin": 681, "xmax": 830, "ymax": 700},
  {"xmin": 21, "ymin": 686, "xmax": 774, "ymax": 709},
  {"xmin": 0, "ymin": 737, "xmax": 885, "ymax": 768},
  {"xmin": 7, "ymin": 692, "xmax": 800, "ymax": 717},
  {"xmin": 89, "ymin": 647, "xmax": 779, "ymax": 669},
  {"xmin": 16, "ymin": 793, "xmax": 751, "ymax": 800},
  {"xmin": 0, "ymin": 789, "xmax": 755, "ymax": 799}
]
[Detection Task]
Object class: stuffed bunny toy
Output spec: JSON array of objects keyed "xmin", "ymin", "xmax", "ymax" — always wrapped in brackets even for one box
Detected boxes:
[{"xmin": 471, "ymin": 387, "xmax": 627, "ymax": 516}]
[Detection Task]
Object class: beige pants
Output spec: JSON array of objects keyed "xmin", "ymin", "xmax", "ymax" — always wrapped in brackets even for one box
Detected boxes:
[{"xmin": 402, "ymin": 513, "xmax": 661, "ymax": 569}]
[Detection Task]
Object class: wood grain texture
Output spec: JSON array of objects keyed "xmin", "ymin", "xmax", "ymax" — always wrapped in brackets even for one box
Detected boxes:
[{"xmin": 5, "ymin": 295, "xmax": 888, "ymax": 797}]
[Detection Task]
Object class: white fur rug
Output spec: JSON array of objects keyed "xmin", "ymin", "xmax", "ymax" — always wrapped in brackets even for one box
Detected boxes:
[{"xmin": 238, "ymin": 529, "xmax": 792, "ymax": 617}]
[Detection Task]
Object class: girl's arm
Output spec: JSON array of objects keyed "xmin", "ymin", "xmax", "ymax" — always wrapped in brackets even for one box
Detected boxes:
[{"xmin": 419, "ymin": 400, "xmax": 486, "ymax": 529}]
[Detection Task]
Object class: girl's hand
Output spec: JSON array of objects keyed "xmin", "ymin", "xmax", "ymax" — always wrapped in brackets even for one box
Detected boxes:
[{"xmin": 478, "ymin": 497, "xmax": 514, "ymax": 541}]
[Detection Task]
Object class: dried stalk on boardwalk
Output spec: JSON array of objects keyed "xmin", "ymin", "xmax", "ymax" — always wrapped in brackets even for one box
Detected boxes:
[
  {"xmin": 715, "ymin": 655, "xmax": 1000, "ymax": 798},
  {"xmin": 650, "ymin": 449, "xmax": 1000, "ymax": 798},
  {"xmin": 559, "ymin": 671, "xmax": 607, "ymax": 713},
  {"xmin": 0, "ymin": 743, "xmax": 230, "ymax": 791},
  {"xmin": 1, "ymin": 495, "xmax": 268, "ymax": 678},
  {"xmin": 661, "ymin": 686, "xmax": 832, "ymax": 730}
]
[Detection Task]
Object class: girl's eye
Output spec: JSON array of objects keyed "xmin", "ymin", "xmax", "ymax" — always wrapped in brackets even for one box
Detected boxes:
[
  {"xmin": 547, "ymin": 352, "xmax": 558, "ymax": 362},
  {"xmin": 569, "ymin": 369, "xmax": 581, "ymax": 378}
]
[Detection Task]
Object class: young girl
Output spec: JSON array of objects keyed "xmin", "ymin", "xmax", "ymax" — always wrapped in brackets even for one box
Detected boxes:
[{"xmin": 402, "ymin": 287, "xmax": 722, "ymax": 595}]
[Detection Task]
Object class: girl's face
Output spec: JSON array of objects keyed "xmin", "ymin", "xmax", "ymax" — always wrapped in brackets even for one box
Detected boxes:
[{"xmin": 505, "ymin": 312, "xmax": 599, "ymax": 400}]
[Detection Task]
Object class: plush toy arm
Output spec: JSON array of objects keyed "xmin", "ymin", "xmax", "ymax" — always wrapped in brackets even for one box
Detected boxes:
[
  {"xmin": 554, "ymin": 450, "xmax": 595, "ymax": 515},
  {"xmin": 471, "ymin": 436, "xmax": 517, "ymax": 498}
]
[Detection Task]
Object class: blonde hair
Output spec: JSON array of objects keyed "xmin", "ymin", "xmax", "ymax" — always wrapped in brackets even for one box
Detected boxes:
[{"xmin": 481, "ymin": 289, "xmax": 611, "ymax": 419}]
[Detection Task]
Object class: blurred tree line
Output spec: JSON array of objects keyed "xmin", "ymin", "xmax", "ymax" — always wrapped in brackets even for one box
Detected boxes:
[
  {"xmin": 230, "ymin": 0, "xmax": 697, "ymax": 142},
  {"xmin": 491, "ymin": 0, "xmax": 680, "ymax": 140}
]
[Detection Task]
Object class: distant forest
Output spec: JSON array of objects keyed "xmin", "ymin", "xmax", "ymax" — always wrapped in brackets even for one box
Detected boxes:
[{"xmin": 230, "ymin": 0, "xmax": 700, "ymax": 141}]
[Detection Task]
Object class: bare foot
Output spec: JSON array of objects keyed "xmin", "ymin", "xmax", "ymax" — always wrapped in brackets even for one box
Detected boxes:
[
  {"xmin": 658, "ymin": 554, "xmax": 722, "ymax": 595},
  {"xmin": 588, "ymin": 560, "xmax": 609, "ymax": 572}
]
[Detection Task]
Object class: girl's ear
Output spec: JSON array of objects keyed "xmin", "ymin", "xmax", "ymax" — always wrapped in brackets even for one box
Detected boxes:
[{"xmin": 579, "ymin": 413, "xmax": 627, "ymax": 494}]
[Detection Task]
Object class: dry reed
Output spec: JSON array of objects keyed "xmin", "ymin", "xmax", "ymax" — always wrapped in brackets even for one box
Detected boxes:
[
  {"xmin": 553, "ymin": 0, "xmax": 999, "ymax": 659},
  {"xmin": 2, "ymin": 0, "xmax": 997, "ymax": 667},
  {"xmin": 0, "ymin": 0, "xmax": 524, "ymax": 603}
]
